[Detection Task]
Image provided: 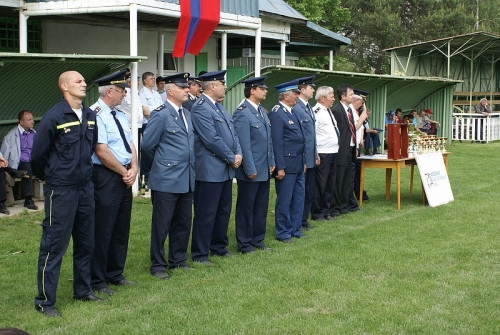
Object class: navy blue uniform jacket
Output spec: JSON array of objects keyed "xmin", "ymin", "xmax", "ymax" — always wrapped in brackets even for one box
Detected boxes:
[
  {"xmin": 292, "ymin": 98, "xmax": 317, "ymax": 168},
  {"xmin": 31, "ymin": 98, "xmax": 97, "ymax": 189},
  {"xmin": 268, "ymin": 102, "xmax": 305, "ymax": 174}
]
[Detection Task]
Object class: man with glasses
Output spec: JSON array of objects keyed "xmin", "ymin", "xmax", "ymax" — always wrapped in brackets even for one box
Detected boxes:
[
  {"xmin": 90, "ymin": 69, "xmax": 138, "ymax": 296},
  {"xmin": 190, "ymin": 70, "xmax": 242, "ymax": 265}
]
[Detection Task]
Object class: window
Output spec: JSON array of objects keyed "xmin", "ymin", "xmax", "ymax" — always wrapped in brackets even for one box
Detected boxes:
[{"xmin": 0, "ymin": 17, "xmax": 43, "ymax": 52}]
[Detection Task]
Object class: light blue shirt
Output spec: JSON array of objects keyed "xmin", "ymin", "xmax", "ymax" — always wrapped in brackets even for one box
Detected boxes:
[
  {"xmin": 91, "ymin": 98, "xmax": 132, "ymax": 166},
  {"xmin": 139, "ymin": 88, "xmax": 163, "ymax": 124}
]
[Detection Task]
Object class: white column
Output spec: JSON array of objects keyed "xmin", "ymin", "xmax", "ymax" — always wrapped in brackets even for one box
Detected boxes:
[
  {"xmin": 19, "ymin": 9, "xmax": 28, "ymax": 53},
  {"xmin": 254, "ymin": 26, "xmax": 261, "ymax": 76},
  {"xmin": 157, "ymin": 28, "xmax": 164, "ymax": 76},
  {"xmin": 329, "ymin": 50, "xmax": 333, "ymax": 71},
  {"xmin": 280, "ymin": 41, "xmax": 286, "ymax": 66},
  {"xmin": 130, "ymin": 3, "xmax": 139, "ymax": 195},
  {"xmin": 221, "ymin": 32, "xmax": 227, "ymax": 71}
]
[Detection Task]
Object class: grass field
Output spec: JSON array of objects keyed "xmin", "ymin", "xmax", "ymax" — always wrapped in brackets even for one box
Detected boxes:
[{"xmin": 1, "ymin": 141, "xmax": 499, "ymax": 335}]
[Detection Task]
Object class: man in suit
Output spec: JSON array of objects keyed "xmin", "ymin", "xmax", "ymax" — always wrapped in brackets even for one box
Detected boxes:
[
  {"xmin": 190, "ymin": 70, "xmax": 242, "ymax": 265},
  {"xmin": 182, "ymin": 77, "xmax": 201, "ymax": 111},
  {"xmin": 141, "ymin": 73, "xmax": 195, "ymax": 279},
  {"xmin": 293, "ymin": 76, "xmax": 319, "ymax": 230},
  {"xmin": 233, "ymin": 76, "xmax": 275, "ymax": 254},
  {"xmin": 330, "ymin": 84, "xmax": 356, "ymax": 217},
  {"xmin": 90, "ymin": 69, "xmax": 138, "ymax": 296},
  {"xmin": 269, "ymin": 80, "xmax": 306, "ymax": 243}
]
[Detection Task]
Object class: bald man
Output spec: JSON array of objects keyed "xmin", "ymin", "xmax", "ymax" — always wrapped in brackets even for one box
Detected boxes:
[{"xmin": 32, "ymin": 71, "xmax": 102, "ymax": 318}]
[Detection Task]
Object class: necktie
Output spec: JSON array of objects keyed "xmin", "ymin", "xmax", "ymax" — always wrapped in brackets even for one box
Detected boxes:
[
  {"xmin": 178, "ymin": 108, "xmax": 188, "ymax": 131},
  {"xmin": 347, "ymin": 107, "xmax": 356, "ymax": 145},
  {"xmin": 111, "ymin": 110, "xmax": 132, "ymax": 153},
  {"xmin": 306, "ymin": 103, "xmax": 314, "ymax": 119},
  {"xmin": 257, "ymin": 105, "xmax": 264, "ymax": 119},
  {"xmin": 327, "ymin": 108, "xmax": 340, "ymax": 141}
]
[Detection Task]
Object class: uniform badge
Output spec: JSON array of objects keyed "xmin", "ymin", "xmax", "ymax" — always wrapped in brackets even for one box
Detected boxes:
[
  {"xmin": 237, "ymin": 105, "xmax": 245, "ymax": 110},
  {"xmin": 289, "ymin": 120, "xmax": 294, "ymax": 125},
  {"xmin": 64, "ymin": 128, "xmax": 71, "ymax": 133},
  {"xmin": 271, "ymin": 105, "xmax": 280, "ymax": 112},
  {"xmin": 198, "ymin": 99, "xmax": 205, "ymax": 105},
  {"xmin": 94, "ymin": 106, "xmax": 101, "ymax": 115},
  {"xmin": 154, "ymin": 104, "xmax": 165, "ymax": 111}
]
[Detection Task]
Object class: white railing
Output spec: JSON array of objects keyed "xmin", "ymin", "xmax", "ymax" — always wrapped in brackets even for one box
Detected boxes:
[{"xmin": 452, "ymin": 112, "xmax": 500, "ymax": 143}]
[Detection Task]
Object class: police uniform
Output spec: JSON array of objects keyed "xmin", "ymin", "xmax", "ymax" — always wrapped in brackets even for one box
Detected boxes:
[
  {"xmin": 90, "ymin": 69, "xmax": 135, "ymax": 291},
  {"xmin": 292, "ymin": 76, "xmax": 317, "ymax": 229},
  {"xmin": 269, "ymin": 80, "xmax": 306, "ymax": 241},
  {"xmin": 233, "ymin": 76, "xmax": 275, "ymax": 253},
  {"xmin": 183, "ymin": 93, "xmax": 198, "ymax": 111},
  {"xmin": 141, "ymin": 73, "xmax": 195, "ymax": 276},
  {"xmin": 32, "ymin": 97, "xmax": 97, "ymax": 312},
  {"xmin": 190, "ymin": 70, "xmax": 242, "ymax": 261}
]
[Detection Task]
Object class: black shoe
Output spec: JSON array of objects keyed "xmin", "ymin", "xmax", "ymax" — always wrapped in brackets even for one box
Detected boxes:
[
  {"xmin": 313, "ymin": 217, "xmax": 326, "ymax": 221},
  {"xmin": 94, "ymin": 287, "xmax": 116, "ymax": 296},
  {"xmin": 293, "ymin": 235, "xmax": 309, "ymax": 239},
  {"xmin": 152, "ymin": 271, "xmax": 170, "ymax": 280},
  {"xmin": 0, "ymin": 203, "xmax": 9, "ymax": 215},
  {"xmin": 324, "ymin": 215, "xmax": 338, "ymax": 221},
  {"xmin": 75, "ymin": 294, "xmax": 106, "ymax": 302},
  {"xmin": 193, "ymin": 260, "xmax": 213, "ymax": 266},
  {"xmin": 349, "ymin": 207, "xmax": 361, "ymax": 212},
  {"xmin": 24, "ymin": 201, "xmax": 39, "ymax": 210},
  {"xmin": 278, "ymin": 238, "xmax": 294, "ymax": 243},
  {"xmin": 372, "ymin": 151, "xmax": 381, "ymax": 155},
  {"xmin": 36, "ymin": 307, "xmax": 61, "ymax": 317},
  {"xmin": 11, "ymin": 169, "xmax": 29, "ymax": 179},
  {"xmin": 112, "ymin": 279, "xmax": 137, "ymax": 286}
]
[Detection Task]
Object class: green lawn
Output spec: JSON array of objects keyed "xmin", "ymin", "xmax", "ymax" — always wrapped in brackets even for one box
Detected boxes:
[{"xmin": 1, "ymin": 141, "xmax": 500, "ymax": 335}]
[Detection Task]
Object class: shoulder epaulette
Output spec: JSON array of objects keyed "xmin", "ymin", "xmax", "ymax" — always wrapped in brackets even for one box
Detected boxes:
[
  {"xmin": 271, "ymin": 105, "xmax": 280, "ymax": 112},
  {"xmin": 198, "ymin": 98, "xmax": 205, "ymax": 105},
  {"xmin": 154, "ymin": 104, "xmax": 165, "ymax": 111},
  {"xmin": 93, "ymin": 106, "xmax": 101, "ymax": 115},
  {"xmin": 236, "ymin": 104, "xmax": 246, "ymax": 111},
  {"xmin": 314, "ymin": 107, "xmax": 321, "ymax": 114}
]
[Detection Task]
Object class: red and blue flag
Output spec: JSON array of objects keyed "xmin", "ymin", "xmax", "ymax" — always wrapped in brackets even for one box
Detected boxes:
[{"xmin": 173, "ymin": 0, "xmax": 221, "ymax": 57}]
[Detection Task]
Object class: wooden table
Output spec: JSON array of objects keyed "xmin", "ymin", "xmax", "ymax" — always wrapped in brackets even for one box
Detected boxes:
[{"xmin": 358, "ymin": 153, "xmax": 449, "ymax": 210}]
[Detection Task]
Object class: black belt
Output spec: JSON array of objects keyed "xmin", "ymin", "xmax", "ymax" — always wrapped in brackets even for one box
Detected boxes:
[{"xmin": 123, "ymin": 163, "xmax": 131, "ymax": 170}]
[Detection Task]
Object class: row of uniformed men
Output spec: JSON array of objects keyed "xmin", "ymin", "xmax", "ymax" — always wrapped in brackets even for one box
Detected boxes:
[{"xmin": 31, "ymin": 68, "xmax": 368, "ymax": 317}]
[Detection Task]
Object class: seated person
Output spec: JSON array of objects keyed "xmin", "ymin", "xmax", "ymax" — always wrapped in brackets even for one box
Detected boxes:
[
  {"xmin": 425, "ymin": 109, "xmax": 440, "ymax": 135},
  {"xmin": 0, "ymin": 154, "xmax": 28, "ymax": 215},
  {"xmin": 385, "ymin": 110, "xmax": 396, "ymax": 125},
  {"xmin": 395, "ymin": 108, "xmax": 403, "ymax": 123},
  {"xmin": 0, "ymin": 110, "xmax": 38, "ymax": 211}
]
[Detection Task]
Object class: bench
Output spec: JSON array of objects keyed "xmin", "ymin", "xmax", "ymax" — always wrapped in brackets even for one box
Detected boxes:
[{"xmin": 5, "ymin": 173, "xmax": 44, "ymax": 206}]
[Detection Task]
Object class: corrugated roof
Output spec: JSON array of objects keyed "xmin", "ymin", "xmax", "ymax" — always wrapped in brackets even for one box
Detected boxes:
[
  {"xmin": 259, "ymin": 0, "xmax": 307, "ymax": 22},
  {"xmin": 0, "ymin": 53, "xmax": 146, "ymax": 139}
]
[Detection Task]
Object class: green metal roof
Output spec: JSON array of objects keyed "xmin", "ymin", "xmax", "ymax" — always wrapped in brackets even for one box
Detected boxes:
[
  {"xmin": 224, "ymin": 65, "xmax": 461, "ymax": 143},
  {"xmin": 0, "ymin": 53, "xmax": 146, "ymax": 139}
]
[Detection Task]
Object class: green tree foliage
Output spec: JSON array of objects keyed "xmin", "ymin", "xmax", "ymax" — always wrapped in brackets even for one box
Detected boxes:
[{"xmin": 286, "ymin": 0, "xmax": 500, "ymax": 74}]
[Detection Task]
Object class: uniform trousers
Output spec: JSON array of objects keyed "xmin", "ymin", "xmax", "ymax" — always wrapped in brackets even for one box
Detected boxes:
[
  {"xmin": 364, "ymin": 133, "xmax": 381, "ymax": 151},
  {"xmin": 34, "ymin": 184, "xmax": 95, "ymax": 311},
  {"xmin": 312, "ymin": 153, "xmax": 337, "ymax": 220},
  {"xmin": 331, "ymin": 147, "xmax": 355, "ymax": 216},
  {"xmin": 191, "ymin": 179, "xmax": 232, "ymax": 261},
  {"xmin": 274, "ymin": 172, "xmax": 304, "ymax": 240},
  {"xmin": 91, "ymin": 164, "xmax": 132, "ymax": 290},
  {"xmin": 150, "ymin": 190, "xmax": 192, "ymax": 273},
  {"xmin": 235, "ymin": 179, "xmax": 270, "ymax": 252},
  {"xmin": 301, "ymin": 167, "xmax": 315, "ymax": 227}
]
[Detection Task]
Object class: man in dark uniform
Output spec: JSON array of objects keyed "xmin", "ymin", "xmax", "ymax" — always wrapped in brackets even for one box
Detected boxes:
[
  {"xmin": 293, "ymin": 76, "xmax": 318, "ymax": 230},
  {"xmin": 90, "ymin": 69, "xmax": 138, "ymax": 296},
  {"xmin": 182, "ymin": 76, "xmax": 201, "ymax": 111},
  {"xmin": 269, "ymin": 80, "xmax": 306, "ymax": 243},
  {"xmin": 190, "ymin": 70, "xmax": 242, "ymax": 265},
  {"xmin": 141, "ymin": 72, "xmax": 196, "ymax": 279},
  {"xmin": 233, "ymin": 76, "xmax": 275, "ymax": 254},
  {"xmin": 32, "ymin": 71, "xmax": 102, "ymax": 318}
]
